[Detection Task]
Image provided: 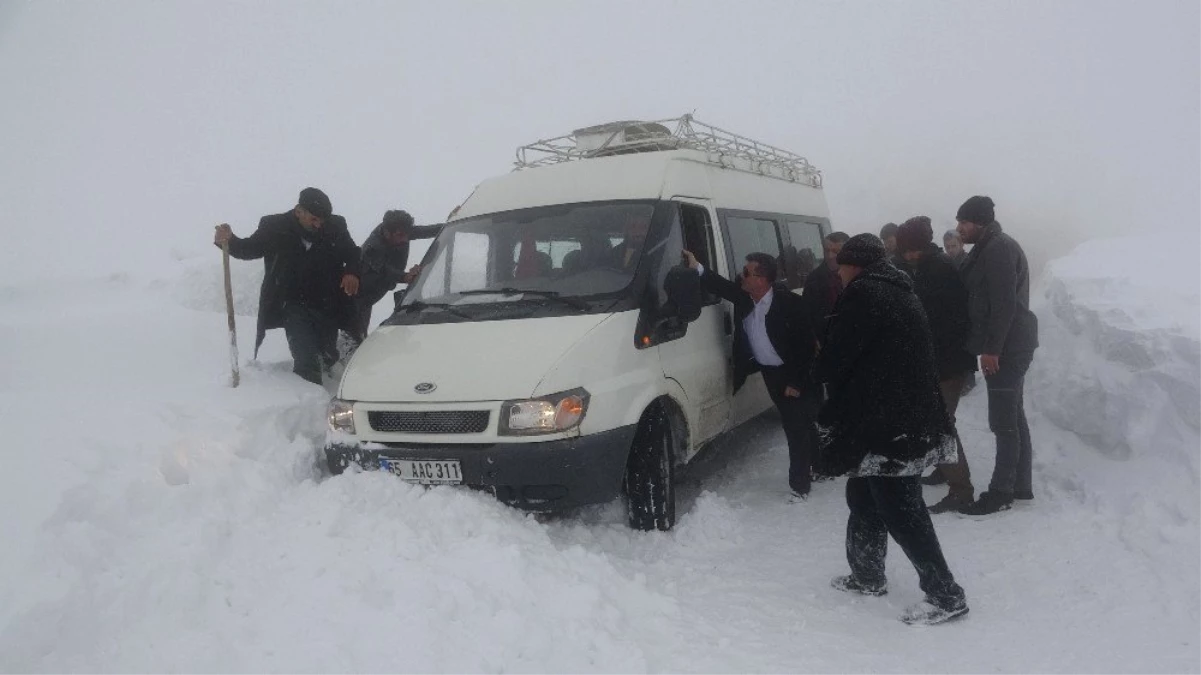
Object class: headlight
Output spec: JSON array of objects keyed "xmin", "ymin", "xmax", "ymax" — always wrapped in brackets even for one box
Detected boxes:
[
  {"xmin": 500, "ymin": 388, "xmax": 589, "ymax": 435},
  {"xmin": 327, "ymin": 398, "xmax": 356, "ymax": 434}
]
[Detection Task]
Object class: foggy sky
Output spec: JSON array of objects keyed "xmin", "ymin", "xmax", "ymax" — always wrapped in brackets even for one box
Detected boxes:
[{"xmin": 0, "ymin": 0, "xmax": 1197, "ymax": 282}]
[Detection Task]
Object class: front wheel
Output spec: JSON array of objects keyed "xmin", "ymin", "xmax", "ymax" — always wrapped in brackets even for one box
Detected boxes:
[{"xmin": 624, "ymin": 404, "xmax": 676, "ymax": 531}]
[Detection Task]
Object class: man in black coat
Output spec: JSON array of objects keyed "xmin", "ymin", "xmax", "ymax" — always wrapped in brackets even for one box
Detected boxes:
[
  {"xmin": 896, "ymin": 217, "xmax": 979, "ymax": 513},
  {"xmin": 214, "ymin": 187, "xmax": 361, "ymax": 385},
  {"xmin": 354, "ymin": 209, "xmax": 443, "ymax": 340},
  {"xmin": 955, "ymin": 196, "xmax": 1040, "ymax": 515},
  {"xmin": 801, "ymin": 231, "xmax": 850, "ymax": 344},
  {"xmin": 815, "ymin": 233, "xmax": 968, "ymax": 626},
  {"xmin": 682, "ymin": 249, "xmax": 819, "ymax": 499},
  {"xmin": 943, "ymin": 229, "xmax": 967, "ymax": 269},
  {"xmin": 879, "ymin": 222, "xmax": 899, "ymax": 257}
]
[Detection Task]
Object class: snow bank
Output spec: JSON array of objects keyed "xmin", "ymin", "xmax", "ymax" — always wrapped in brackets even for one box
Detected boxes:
[
  {"xmin": 1027, "ymin": 235, "xmax": 1199, "ymax": 635},
  {"xmin": 0, "ymin": 276, "xmax": 683, "ymax": 673},
  {"xmin": 1033, "ymin": 235, "xmax": 1200, "ymax": 468}
]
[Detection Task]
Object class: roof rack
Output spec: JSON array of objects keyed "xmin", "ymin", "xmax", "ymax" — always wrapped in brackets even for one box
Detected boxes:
[{"xmin": 514, "ymin": 114, "xmax": 822, "ymax": 188}]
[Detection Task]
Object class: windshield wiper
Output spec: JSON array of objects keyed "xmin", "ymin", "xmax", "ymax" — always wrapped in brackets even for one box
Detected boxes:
[
  {"xmin": 458, "ymin": 288, "xmax": 591, "ymax": 311},
  {"xmin": 402, "ymin": 300, "xmax": 474, "ymax": 320}
]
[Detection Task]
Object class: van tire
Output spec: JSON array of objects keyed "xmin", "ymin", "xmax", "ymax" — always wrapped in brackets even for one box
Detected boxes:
[{"xmin": 624, "ymin": 404, "xmax": 676, "ymax": 531}]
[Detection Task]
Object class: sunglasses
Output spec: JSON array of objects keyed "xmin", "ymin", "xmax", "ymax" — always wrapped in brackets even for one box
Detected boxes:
[{"xmin": 741, "ymin": 267, "xmax": 764, "ymax": 278}]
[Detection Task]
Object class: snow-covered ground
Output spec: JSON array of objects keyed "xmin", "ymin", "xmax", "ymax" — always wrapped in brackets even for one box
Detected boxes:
[{"xmin": 0, "ymin": 238, "xmax": 1197, "ymax": 673}]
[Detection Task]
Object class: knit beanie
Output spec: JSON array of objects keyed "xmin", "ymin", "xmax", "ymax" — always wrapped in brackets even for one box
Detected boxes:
[
  {"xmin": 956, "ymin": 195, "xmax": 995, "ymax": 225},
  {"xmin": 896, "ymin": 216, "xmax": 934, "ymax": 254},
  {"xmin": 298, "ymin": 187, "xmax": 332, "ymax": 219},
  {"xmin": 836, "ymin": 233, "xmax": 887, "ymax": 267}
]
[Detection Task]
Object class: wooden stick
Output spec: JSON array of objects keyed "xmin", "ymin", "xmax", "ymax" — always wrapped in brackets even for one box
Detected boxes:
[{"xmin": 222, "ymin": 239, "xmax": 240, "ymax": 388}]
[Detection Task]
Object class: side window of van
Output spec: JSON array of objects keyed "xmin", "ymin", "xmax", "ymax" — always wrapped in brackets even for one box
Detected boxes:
[
  {"xmin": 725, "ymin": 215, "xmax": 782, "ymax": 280},
  {"xmin": 680, "ymin": 203, "xmax": 720, "ymax": 305},
  {"xmin": 653, "ymin": 209, "xmax": 686, "ymax": 306},
  {"xmin": 784, "ymin": 220, "xmax": 825, "ymax": 289}
]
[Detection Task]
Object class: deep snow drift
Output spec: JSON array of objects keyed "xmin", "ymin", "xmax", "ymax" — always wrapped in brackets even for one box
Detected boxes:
[{"xmin": 0, "ymin": 237, "xmax": 1197, "ymax": 673}]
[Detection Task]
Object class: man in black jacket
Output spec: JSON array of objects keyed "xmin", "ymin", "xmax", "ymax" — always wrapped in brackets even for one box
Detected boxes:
[
  {"xmin": 879, "ymin": 222, "xmax": 899, "ymax": 257},
  {"xmin": 214, "ymin": 187, "xmax": 361, "ymax": 385},
  {"xmin": 682, "ymin": 249, "xmax": 819, "ymax": 500},
  {"xmin": 354, "ymin": 209, "xmax": 443, "ymax": 340},
  {"xmin": 896, "ymin": 217, "xmax": 979, "ymax": 513},
  {"xmin": 802, "ymin": 231, "xmax": 850, "ymax": 344},
  {"xmin": 955, "ymin": 196, "xmax": 1039, "ymax": 516},
  {"xmin": 943, "ymin": 229, "xmax": 967, "ymax": 269},
  {"xmin": 815, "ymin": 233, "xmax": 967, "ymax": 626}
]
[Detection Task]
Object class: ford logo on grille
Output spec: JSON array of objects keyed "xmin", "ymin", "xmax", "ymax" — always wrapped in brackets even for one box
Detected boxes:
[{"xmin": 414, "ymin": 382, "xmax": 437, "ymax": 394}]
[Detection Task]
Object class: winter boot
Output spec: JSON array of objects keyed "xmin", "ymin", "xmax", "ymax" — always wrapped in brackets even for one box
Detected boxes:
[
  {"xmin": 920, "ymin": 468, "xmax": 947, "ymax": 486},
  {"xmin": 900, "ymin": 597, "xmax": 969, "ymax": 625},
  {"xmin": 1015, "ymin": 489, "xmax": 1034, "ymax": 500},
  {"xmin": 958, "ymin": 491, "xmax": 1013, "ymax": 516},
  {"xmin": 830, "ymin": 575, "xmax": 888, "ymax": 597},
  {"xmin": 788, "ymin": 489, "xmax": 809, "ymax": 504},
  {"xmin": 928, "ymin": 490, "xmax": 973, "ymax": 514}
]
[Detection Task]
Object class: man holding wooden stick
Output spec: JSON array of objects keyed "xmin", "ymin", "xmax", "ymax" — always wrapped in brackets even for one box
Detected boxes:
[{"xmin": 214, "ymin": 187, "xmax": 361, "ymax": 385}]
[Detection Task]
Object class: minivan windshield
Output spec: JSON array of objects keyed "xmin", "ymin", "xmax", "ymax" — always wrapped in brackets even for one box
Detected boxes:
[{"xmin": 401, "ymin": 201, "xmax": 657, "ymax": 311}]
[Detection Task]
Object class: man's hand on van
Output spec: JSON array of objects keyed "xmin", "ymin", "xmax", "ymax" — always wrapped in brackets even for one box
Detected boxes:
[
  {"xmin": 681, "ymin": 250, "xmax": 699, "ymax": 270},
  {"xmin": 402, "ymin": 264, "xmax": 422, "ymax": 284},
  {"xmin": 784, "ymin": 385, "xmax": 801, "ymax": 398}
]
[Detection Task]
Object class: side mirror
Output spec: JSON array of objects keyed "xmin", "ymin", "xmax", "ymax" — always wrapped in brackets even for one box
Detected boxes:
[
  {"xmin": 392, "ymin": 289, "xmax": 407, "ymax": 311},
  {"xmin": 662, "ymin": 266, "xmax": 703, "ymax": 323}
]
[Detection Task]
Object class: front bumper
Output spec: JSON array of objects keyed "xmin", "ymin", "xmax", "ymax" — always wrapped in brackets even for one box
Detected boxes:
[{"xmin": 325, "ymin": 424, "xmax": 638, "ymax": 511}]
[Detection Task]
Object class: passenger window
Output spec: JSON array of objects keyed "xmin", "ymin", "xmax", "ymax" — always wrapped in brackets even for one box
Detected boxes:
[
  {"xmin": 725, "ymin": 215, "xmax": 782, "ymax": 278},
  {"xmin": 652, "ymin": 209, "xmax": 686, "ymax": 307},
  {"xmin": 680, "ymin": 204, "xmax": 715, "ymax": 268},
  {"xmin": 784, "ymin": 220, "xmax": 825, "ymax": 289},
  {"xmin": 680, "ymin": 203, "xmax": 720, "ymax": 305}
]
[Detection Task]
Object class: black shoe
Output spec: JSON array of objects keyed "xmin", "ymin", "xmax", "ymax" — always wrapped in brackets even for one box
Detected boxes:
[
  {"xmin": 1015, "ymin": 490, "xmax": 1034, "ymax": 500},
  {"xmin": 928, "ymin": 491, "xmax": 974, "ymax": 514},
  {"xmin": 920, "ymin": 469, "xmax": 947, "ymax": 486},
  {"xmin": 959, "ymin": 491, "xmax": 1013, "ymax": 516},
  {"xmin": 831, "ymin": 575, "xmax": 888, "ymax": 597},
  {"xmin": 901, "ymin": 598, "xmax": 969, "ymax": 625}
]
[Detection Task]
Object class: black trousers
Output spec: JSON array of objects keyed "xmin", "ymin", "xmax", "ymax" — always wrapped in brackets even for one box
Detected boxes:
[
  {"xmin": 283, "ymin": 305, "xmax": 339, "ymax": 385},
  {"xmin": 984, "ymin": 351, "xmax": 1035, "ymax": 495},
  {"xmin": 845, "ymin": 476, "xmax": 965, "ymax": 608},
  {"xmin": 352, "ymin": 298, "xmax": 374, "ymax": 344},
  {"xmin": 761, "ymin": 366, "xmax": 818, "ymax": 495},
  {"xmin": 936, "ymin": 374, "xmax": 974, "ymax": 499},
  {"xmin": 352, "ymin": 279, "xmax": 395, "ymax": 343}
]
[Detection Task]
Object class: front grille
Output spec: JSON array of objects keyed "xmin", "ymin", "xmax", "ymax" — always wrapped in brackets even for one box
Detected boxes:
[{"xmin": 367, "ymin": 410, "xmax": 490, "ymax": 434}]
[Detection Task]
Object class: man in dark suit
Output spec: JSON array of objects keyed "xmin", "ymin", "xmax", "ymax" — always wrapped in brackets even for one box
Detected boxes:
[
  {"xmin": 802, "ymin": 231, "xmax": 850, "ymax": 344},
  {"xmin": 214, "ymin": 187, "xmax": 361, "ymax": 385},
  {"xmin": 683, "ymin": 249, "xmax": 819, "ymax": 500}
]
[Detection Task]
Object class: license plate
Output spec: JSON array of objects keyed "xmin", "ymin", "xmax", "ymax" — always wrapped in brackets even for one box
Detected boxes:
[{"xmin": 379, "ymin": 458, "xmax": 463, "ymax": 485}]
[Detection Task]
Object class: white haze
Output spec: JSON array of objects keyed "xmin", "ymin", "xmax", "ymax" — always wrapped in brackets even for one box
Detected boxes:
[{"xmin": 0, "ymin": 0, "xmax": 1197, "ymax": 283}]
